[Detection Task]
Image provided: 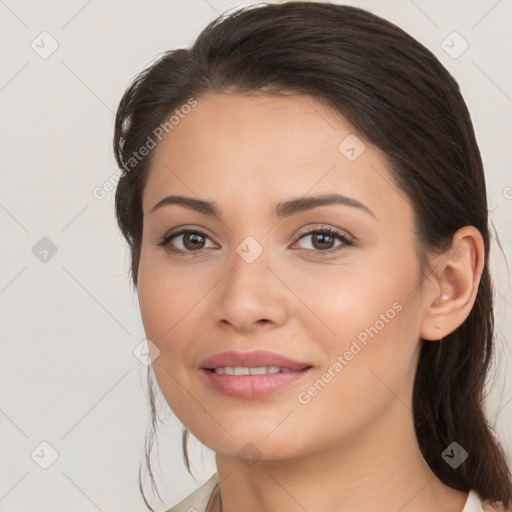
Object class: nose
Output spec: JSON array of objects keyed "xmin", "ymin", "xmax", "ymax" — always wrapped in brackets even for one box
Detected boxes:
[{"xmin": 212, "ymin": 244, "xmax": 290, "ymax": 334}]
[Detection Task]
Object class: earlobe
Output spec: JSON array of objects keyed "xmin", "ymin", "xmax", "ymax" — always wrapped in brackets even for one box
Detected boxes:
[{"xmin": 419, "ymin": 226, "xmax": 485, "ymax": 342}]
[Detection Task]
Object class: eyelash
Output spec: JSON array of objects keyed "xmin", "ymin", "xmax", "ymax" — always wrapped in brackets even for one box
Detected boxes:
[{"xmin": 157, "ymin": 226, "xmax": 354, "ymax": 257}]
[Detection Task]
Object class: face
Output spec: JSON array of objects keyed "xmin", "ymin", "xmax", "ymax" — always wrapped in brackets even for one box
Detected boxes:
[{"xmin": 137, "ymin": 91, "xmax": 428, "ymax": 461}]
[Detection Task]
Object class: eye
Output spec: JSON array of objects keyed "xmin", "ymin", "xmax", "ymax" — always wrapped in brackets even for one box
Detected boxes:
[
  {"xmin": 156, "ymin": 226, "xmax": 353, "ymax": 256},
  {"xmin": 293, "ymin": 227, "xmax": 353, "ymax": 254},
  {"xmin": 157, "ymin": 228, "xmax": 215, "ymax": 256}
]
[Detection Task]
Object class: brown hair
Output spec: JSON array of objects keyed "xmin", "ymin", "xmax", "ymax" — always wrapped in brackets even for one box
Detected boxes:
[{"xmin": 113, "ymin": 2, "xmax": 512, "ymax": 510}]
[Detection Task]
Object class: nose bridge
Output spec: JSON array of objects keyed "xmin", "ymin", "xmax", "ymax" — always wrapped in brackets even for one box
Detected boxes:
[
  {"xmin": 225, "ymin": 233, "xmax": 271, "ymax": 300},
  {"xmin": 213, "ymin": 232, "xmax": 285, "ymax": 330}
]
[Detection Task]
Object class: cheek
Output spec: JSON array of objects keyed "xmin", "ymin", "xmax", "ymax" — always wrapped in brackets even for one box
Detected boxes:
[
  {"xmin": 137, "ymin": 262, "xmax": 197, "ymax": 418},
  {"xmin": 137, "ymin": 249, "xmax": 205, "ymax": 345},
  {"xmin": 291, "ymin": 257, "xmax": 420, "ymax": 413},
  {"xmin": 293, "ymin": 309, "xmax": 418, "ymax": 451},
  {"xmin": 137, "ymin": 269, "xmax": 171, "ymax": 344},
  {"xmin": 287, "ymin": 257, "xmax": 404, "ymax": 343},
  {"xmin": 136, "ymin": 254, "xmax": 214, "ymax": 407}
]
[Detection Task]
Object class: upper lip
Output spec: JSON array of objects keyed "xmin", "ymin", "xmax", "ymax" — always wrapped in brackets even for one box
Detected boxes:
[{"xmin": 200, "ymin": 350, "xmax": 311, "ymax": 371}]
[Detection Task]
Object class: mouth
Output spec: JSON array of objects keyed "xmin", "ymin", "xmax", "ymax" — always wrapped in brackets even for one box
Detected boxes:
[{"xmin": 199, "ymin": 350, "xmax": 313, "ymax": 400}]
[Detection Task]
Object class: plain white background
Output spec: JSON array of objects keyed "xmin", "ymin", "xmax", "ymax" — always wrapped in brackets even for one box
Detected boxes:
[{"xmin": 0, "ymin": 0, "xmax": 511, "ymax": 510}]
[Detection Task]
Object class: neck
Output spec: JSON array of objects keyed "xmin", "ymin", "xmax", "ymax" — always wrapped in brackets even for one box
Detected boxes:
[{"xmin": 212, "ymin": 399, "xmax": 468, "ymax": 512}]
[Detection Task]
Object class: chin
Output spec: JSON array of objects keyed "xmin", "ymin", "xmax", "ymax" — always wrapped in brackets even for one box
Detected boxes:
[{"xmin": 190, "ymin": 420, "xmax": 312, "ymax": 462}]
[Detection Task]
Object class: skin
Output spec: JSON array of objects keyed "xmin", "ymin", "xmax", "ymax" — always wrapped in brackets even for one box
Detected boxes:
[{"xmin": 137, "ymin": 91, "xmax": 486, "ymax": 512}]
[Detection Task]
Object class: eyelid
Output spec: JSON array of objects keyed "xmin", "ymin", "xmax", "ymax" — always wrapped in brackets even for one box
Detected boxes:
[{"xmin": 293, "ymin": 224, "xmax": 353, "ymax": 242}]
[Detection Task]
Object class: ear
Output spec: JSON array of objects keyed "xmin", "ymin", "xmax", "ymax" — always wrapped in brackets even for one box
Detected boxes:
[{"xmin": 420, "ymin": 226, "xmax": 485, "ymax": 341}]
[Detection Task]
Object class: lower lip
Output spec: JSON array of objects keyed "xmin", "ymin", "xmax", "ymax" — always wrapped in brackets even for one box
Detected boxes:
[{"xmin": 201, "ymin": 368, "xmax": 312, "ymax": 400}]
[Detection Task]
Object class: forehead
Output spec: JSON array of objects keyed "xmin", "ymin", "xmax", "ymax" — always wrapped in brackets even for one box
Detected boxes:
[
  {"xmin": 151, "ymin": 91, "xmax": 349, "ymax": 161},
  {"xmin": 142, "ymin": 92, "xmax": 410, "ymax": 223}
]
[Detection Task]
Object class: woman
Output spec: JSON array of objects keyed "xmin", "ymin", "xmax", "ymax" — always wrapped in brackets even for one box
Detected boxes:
[{"xmin": 113, "ymin": 2, "xmax": 512, "ymax": 511}]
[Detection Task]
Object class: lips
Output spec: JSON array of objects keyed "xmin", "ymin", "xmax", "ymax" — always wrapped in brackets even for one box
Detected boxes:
[
  {"xmin": 200, "ymin": 349, "xmax": 311, "ymax": 371},
  {"xmin": 199, "ymin": 349, "xmax": 313, "ymax": 400}
]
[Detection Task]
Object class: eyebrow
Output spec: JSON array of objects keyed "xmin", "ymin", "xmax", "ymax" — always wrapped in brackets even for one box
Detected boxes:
[{"xmin": 149, "ymin": 193, "xmax": 376, "ymax": 219}]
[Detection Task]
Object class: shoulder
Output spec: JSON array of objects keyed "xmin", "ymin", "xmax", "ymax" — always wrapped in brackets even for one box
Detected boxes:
[{"xmin": 163, "ymin": 473, "xmax": 218, "ymax": 512}]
